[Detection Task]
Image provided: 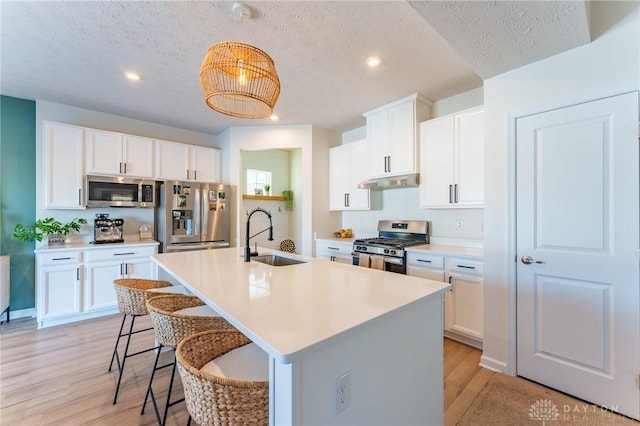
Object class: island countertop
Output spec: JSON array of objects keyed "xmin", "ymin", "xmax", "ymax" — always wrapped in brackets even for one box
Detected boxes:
[{"xmin": 152, "ymin": 247, "xmax": 450, "ymax": 364}]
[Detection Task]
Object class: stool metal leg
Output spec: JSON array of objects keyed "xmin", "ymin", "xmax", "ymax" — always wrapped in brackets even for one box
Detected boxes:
[
  {"xmin": 108, "ymin": 314, "xmax": 128, "ymax": 372},
  {"xmin": 142, "ymin": 348, "xmax": 186, "ymax": 426},
  {"xmin": 113, "ymin": 314, "xmax": 137, "ymax": 404},
  {"xmin": 110, "ymin": 314, "xmax": 157, "ymax": 405},
  {"xmin": 142, "ymin": 343, "xmax": 164, "ymax": 417},
  {"xmin": 162, "ymin": 356, "xmax": 184, "ymax": 426}
]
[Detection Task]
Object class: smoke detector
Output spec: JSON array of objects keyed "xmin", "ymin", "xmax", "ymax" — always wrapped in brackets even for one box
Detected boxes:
[{"xmin": 232, "ymin": 2, "xmax": 251, "ymax": 20}]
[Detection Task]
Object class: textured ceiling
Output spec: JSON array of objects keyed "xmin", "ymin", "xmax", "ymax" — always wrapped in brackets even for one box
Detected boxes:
[{"xmin": 0, "ymin": 1, "xmax": 590, "ymax": 136}]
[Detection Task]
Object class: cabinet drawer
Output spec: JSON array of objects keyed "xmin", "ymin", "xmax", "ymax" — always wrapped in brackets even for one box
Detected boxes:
[
  {"xmin": 85, "ymin": 246, "xmax": 156, "ymax": 262},
  {"xmin": 39, "ymin": 251, "xmax": 82, "ymax": 264},
  {"xmin": 316, "ymin": 240, "xmax": 352, "ymax": 254},
  {"xmin": 448, "ymin": 258, "xmax": 483, "ymax": 276},
  {"xmin": 406, "ymin": 253, "xmax": 444, "ymax": 270}
]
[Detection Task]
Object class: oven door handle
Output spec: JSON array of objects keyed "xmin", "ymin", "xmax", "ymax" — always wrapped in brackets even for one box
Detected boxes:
[{"xmin": 382, "ymin": 257, "xmax": 403, "ymax": 265}]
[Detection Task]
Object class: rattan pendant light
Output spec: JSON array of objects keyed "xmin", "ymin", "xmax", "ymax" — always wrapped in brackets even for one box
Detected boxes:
[{"xmin": 199, "ymin": 41, "xmax": 280, "ymax": 119}]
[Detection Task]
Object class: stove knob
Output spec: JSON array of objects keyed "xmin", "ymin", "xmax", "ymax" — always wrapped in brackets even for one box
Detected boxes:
[
  {"xmin": 390, "ymin": 250, "xmax": 396, "ymax": 255},
  {"xmin": 384, "ymin": 249, "xmax": 390, "ymax": 254}
]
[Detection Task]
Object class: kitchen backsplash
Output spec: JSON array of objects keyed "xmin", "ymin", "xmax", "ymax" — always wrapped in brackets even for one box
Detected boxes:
[{"xmin": 341, "ymin": 187, "xmax": 484, "ymax": 242}]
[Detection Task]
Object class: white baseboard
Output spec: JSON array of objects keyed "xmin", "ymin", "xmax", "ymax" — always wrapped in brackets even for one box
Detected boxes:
[
  {"xmin": 1, "ymin": 307, "xmax": 36, "ymax": 322},
  {"xmin": 479, "ymin": 355, "xmax": 508, "ymax": 373},
  {"xmin": 444, "ymin": 330, "xmax": 483, "ymax": 349}
]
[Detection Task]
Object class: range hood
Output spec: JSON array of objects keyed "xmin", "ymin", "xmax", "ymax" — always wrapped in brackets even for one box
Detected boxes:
[{"xmin": 358, "ymin": 173, "xmax": 419, "ymax": 190}]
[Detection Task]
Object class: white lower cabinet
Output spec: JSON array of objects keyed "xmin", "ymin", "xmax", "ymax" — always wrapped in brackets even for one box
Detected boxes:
[
  {"xmin": 38, "ymin": 253, "xmax": 83, "ymax": 321},
  {"xmin": 315, "ymin": 239, "xmax": 353, "ymax": 264},
  {"xmin": 407, "ymin": 250, "xmax": 483, "ymax": 348},
  {"xmin": 36, "ymin": 243, "xmax": 158, "ymax": 328},
  {"xmin": 445, "ymin": 257, "xmax": 483, "ymax": 346}
]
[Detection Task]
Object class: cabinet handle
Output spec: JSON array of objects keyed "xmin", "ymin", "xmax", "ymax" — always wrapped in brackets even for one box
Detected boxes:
[
  {"xmin": 119, "ymin": 162, "xmax": 123, "ymax": 174},
  {"xmin": 76, "ymin": 268, "xmax": 80, "ymax": 281},
  {"xmin": 186, "ymin": 170, "xmax": 190, "ymax": 180},
  {"xmin": 120, "ymin": 264, "xmax": 123, "ymax": 275},
  {"xmin": 417, "ymin": 259, "xmax": 432, "ymax": 263},
  {"xmin": 114, "ymin": 252, "xmax": 135, "ymax": 256},
  {"xmin": 449, "ymin": 185, "xmax": 453, "ymax": 203},
  {"xmin": 448, "ymin": 276, "xmax": 452, "ymax": 284},
  {"xmin": 387, "ymin": 156, "xmax": 391, "ymax": 173},
  {"xmin": 79, "ymin": 188, "xmax": 83, "ymax": 205},
  {"xmin": 124, "ymin": 163, "xmax": 127, "ymax": 174},
  {"xmin": 194, "ymin": 170, "xmax": 197, "ymax": 181},
  {"xmin": 346, "ymin": 193, "xmax": 350, "ymax": 207},
  {"xmin": 344, "ymin": 193, "xmax": 348, "ymax": 207},
  {"xmin": 454, "ymin": 184, "xmax": 458, "ymax": 203},
  {"xmin": 331, "ymin": 256, "xmax": 335, "ymax": 261},
  {"xmin": 328, "ymin": 247, "xmax": 339, "ymax": 251},
  {"xmin": 52, "ymin": 257, "xmax": 72, "ymax": 261},
  {"xmin": 456, "ymin": 264, "xmax": 475, "ymax": 269},
  {"xmin": 125, "ymin": 263, "xmax": 129, "ymax": 275}
]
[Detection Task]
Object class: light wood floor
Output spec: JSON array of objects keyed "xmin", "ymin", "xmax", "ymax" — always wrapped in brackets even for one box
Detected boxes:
[{"xmin": 0, "ymin": 315, "xmax": 494, "ymax": 425}]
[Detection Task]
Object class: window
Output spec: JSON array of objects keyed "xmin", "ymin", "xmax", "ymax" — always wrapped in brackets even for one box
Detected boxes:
[{"xmin": 246, "ymin": 169, "xmax": 271, "ymax": 194}]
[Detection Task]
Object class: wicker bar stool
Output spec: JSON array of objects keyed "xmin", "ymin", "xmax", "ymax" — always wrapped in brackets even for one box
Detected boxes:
[
  {"xmin": 176, "ymin": 329, "xmax": 269, "ymax": 426},
  {"xmin": 142, "ymin": 294, "xmax": 234, "ymax": 426},
  {"xmin": 109, "ymin": 278, "xmax": 190, "ymax": 405}
]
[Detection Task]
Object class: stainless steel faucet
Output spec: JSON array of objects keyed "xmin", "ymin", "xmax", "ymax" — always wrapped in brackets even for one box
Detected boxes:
[{"xmin": 244, "ymin": 207, "xmax": 274, "ymax": 262}]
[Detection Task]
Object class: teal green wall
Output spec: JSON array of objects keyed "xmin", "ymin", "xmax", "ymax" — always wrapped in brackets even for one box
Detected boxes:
[{"xmin": 1, "ymin": 95, "xmax": 36, "ymax": 312}]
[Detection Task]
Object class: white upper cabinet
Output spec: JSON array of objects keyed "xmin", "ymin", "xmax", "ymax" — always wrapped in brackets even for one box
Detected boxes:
[
  {"xmin": 420, "ymin": 107, "xmax": 484, "ymax": 208},
  {"xmin": 190, "ymin": 145, "xmax": 222, "ymax": 183},
  {"xmin": 86, "ymin": 129, "xmax": 154, "ymax": 177},
  {"xmin": 364, "ymin": 94, "xmax": 432, "ymax": 178},
  {"xmin": 44, "ymin": 122, "xmax": 86, "ymax": 209},
  {"xmin": 329, "ymin": 140, "xmax": 370, "ymax": 210},
  {"xmin": 155, "ymin": 140, "xmax": 221, "ymax": 183}
]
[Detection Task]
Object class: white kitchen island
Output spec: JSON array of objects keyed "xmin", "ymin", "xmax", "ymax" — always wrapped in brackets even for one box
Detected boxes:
[{"xmin": 153, "ymin": 247, "xmax": 450, "ymax": 425}]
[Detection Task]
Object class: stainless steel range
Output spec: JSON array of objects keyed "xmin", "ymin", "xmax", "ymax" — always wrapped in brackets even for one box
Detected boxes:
[{"xmin": 352, "ymin": 220, "xmax": 429, "ymax": 274}]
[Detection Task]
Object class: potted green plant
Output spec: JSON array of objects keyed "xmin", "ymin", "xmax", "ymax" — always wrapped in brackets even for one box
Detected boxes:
[
  {"xmin": 263, "ymin": 184, "xmax": 271, "ymax": 196},
  {"xmin": 12, "ymin": 217, "xmax": 88, "ymax": 246}
]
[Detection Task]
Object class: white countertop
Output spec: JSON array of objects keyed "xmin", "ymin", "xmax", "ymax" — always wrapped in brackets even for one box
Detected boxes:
[
  {"xmin": 315, "ymin": 237, "xmax": 483, "ymax": 259},
  {"xmin": 34, "ymin": 239, "xmax": 158, "ymax": 253},
  {"xmin": 153, "ymin": 247, "xmax": 450, "ymax": 363},
  {"xmin": 406, "ymin": 243, "xmax": 483, "ymax": 259}
]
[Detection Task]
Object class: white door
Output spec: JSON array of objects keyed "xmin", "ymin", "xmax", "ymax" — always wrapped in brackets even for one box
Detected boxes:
[{"xmin": 516, "ymin": 92, "xmax": 639, "ymax": 420}]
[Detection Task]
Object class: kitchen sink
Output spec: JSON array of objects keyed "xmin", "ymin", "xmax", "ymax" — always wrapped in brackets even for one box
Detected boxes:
[{"xmin": 252, "ymin": 254, "xmax": 307, "ymax": 266}]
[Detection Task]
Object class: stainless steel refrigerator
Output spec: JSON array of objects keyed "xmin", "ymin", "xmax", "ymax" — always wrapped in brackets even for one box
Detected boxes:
[{"xmin": 156, "ymin": 181, "xmax": 231, "ymax": 252}]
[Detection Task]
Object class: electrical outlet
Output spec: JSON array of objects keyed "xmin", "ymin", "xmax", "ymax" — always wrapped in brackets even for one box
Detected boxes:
[
  {"xmin": 334, "ymin": 371, "xmax": 351, "ymax": 415},
  {"xmin": 456, "ymin": 219, "xmax": 464, "ymax": 230}
]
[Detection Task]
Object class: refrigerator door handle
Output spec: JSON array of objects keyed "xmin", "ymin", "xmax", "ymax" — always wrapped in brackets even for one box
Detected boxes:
[
  {"xmin": 193, "ymin": 185, "xmax": 202, "ymax": 241},
  {"xmin": 201, "ymin": 188, "xmax": 208, "ymax": 240}
]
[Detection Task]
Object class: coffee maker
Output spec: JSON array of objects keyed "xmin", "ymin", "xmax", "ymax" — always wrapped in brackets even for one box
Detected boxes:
[{"xmin": 93, "ymin": 213, "xmax": 124, "ymax": 244}]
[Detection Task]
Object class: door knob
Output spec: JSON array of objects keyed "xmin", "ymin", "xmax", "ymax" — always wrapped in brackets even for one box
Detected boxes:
[{"xmin": 521, "ymin": 256, "xmax": 544, "ymax": 265}]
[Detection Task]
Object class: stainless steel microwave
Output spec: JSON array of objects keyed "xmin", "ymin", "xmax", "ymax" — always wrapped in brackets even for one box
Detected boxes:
[{"xmin": 86, "ymin": 175, "xmax": 156, "ymax": 208}]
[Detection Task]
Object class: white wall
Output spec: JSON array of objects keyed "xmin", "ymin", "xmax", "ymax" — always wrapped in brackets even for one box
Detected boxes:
[
  {"xmin": 482, "ymin": 1, "xmax": 640, "ymax": 373},
  {"xmin": 35, "ymin": 100, "xmax": 220, "ymax": 242},
  {"xmin": 241, "ymin": 150, "xmax": 293, "ymax": 251},
  {"xmin": 223, "ymin": 125, "xmax": 341, "ymax": 256},
  {"xmin": 340, "ymin": 88, "xmax": 485, "ymax": 242}
]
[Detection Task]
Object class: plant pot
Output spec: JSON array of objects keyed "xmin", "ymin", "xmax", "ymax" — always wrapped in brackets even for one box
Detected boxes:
[{"xmin": 47, "ymin": 234, "xmax": 65, "ymax": 246}]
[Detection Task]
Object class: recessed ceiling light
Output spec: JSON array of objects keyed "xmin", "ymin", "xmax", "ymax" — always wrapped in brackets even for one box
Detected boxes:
[
  {"xmin": 366, "ymin": 56, "xmax": 382, "ymax": 67},
  {"xmin": 269, "ymin": 114, "xmax": 280, "ymax": 121},
  {"xmin": 125, "ymin": 71, "xmax": 142, "ymax": 81}
]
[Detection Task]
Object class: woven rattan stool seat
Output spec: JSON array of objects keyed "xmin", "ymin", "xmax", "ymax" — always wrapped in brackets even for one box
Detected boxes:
[
  {"xmin": 147, "ymin": 294, "xmax": 233, "ymax": 349},
  {"xmin": 113, "ymin": 278, "xmax": 173, "ymax": 316},
  {"xmin": 176, "ymin": 329, "xmax": 269, "ymax": 426},
  {"xmin": 142, "ymin": 295, "xmax": 235, "ymax": 425}
]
